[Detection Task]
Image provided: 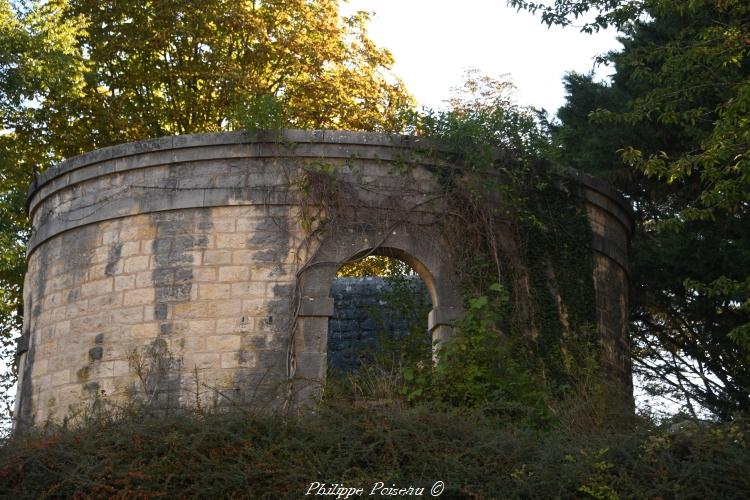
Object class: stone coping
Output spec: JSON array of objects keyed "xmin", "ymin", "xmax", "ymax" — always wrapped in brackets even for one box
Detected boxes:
[
  {"xmin": 27, "ymin": 130, "xmax": 431, "ymax": 203},
  {"xmin": 554, "ymin": 164, "xmax": 635, "ymax": 236},
  {"xmin": 26, "ymin": 129, "xmax": 634, "ymax": 238}
]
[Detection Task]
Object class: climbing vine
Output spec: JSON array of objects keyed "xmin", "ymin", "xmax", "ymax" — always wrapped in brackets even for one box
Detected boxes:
[
  {"xmin": 246, "ymin": 75, "xmax": 605, "ymax": 423},
  {"xmin": 392, "ymin": 75, "xmax": 601, "ymax": 420}
]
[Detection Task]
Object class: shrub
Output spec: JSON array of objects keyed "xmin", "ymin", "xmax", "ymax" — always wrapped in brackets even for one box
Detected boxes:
[{"xmin": 1, "ymin": 401, "xmax": 748, "ymax": 499}]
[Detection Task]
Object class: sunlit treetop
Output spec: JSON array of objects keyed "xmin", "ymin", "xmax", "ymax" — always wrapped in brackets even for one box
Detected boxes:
[{"xmin": 4, "ymin": 0, "xmax": 414, "ymax": 160}]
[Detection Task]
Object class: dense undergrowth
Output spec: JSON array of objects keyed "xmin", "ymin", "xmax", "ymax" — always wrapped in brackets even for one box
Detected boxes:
[{"xmin": 0, "ymin": 394, "xmax": 748, "ymax": 499}]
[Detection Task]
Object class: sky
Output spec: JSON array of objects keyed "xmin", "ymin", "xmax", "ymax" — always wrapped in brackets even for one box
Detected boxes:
[{"xmin": 341, "ymin": 0, "xmax": 623, "ymax": 116}]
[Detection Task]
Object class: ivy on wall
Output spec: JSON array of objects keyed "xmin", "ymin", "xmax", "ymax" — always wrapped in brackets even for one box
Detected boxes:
[
  {"xmin": 402, "ymin": 76, "xmax": 602, "ymax": 423},
  {"xmin": 241, "ymin": 78, "xmax": 611, "ymax": 425}
]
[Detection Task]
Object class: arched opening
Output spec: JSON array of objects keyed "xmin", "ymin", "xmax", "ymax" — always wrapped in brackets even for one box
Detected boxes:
[
  {"xmin": 328, "ymin": 254, "xmax": 433, "ymax": 378},
  {"xmin": 326, "ymin": 252, "xmax": 433, "ymax": 400},
  {"xmin": 291, "ymin": 232, "xmax": 464, "ymax": 404}
]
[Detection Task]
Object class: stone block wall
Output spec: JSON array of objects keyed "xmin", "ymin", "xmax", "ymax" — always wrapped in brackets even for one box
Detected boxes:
[
  {"xmin": 328, "ymin": 277, "xmax": 430, "ymax": 373},
  {"xmin": 20, "ymin": 205, "xmax": 302, "ymax": 422},
  {"xmin": 15, "ymin": 130, "xmax": 634, "ymax": 427}
]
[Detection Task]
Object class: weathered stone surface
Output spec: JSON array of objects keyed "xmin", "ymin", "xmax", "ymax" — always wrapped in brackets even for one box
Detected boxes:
[
  {"xmin": 16, "ymin": 130, "xmax": 633, "ymax": 428},
  {"xmin": 88, "ymin": 346, "xmax": 103, "ymax": 362}
]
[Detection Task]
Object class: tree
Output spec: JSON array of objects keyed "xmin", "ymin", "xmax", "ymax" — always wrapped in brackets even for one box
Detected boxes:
[
  {"xmin": 0, "ymin": 0, "xmax": 90, "ymax": 428},
  {"xmin": 511, "ymin": 0, "xmax": 750, "ymax": 217},
  {"xmin": 0, "ymin": 0, "xmax": 413, "ymax": 426},
  {"xmin": 513, "ymin": 0, "xmax": 750, "ymax": 419},
  {"xmin": 18, "ymin": 0, "xmax": 412, "ymax": 158}
]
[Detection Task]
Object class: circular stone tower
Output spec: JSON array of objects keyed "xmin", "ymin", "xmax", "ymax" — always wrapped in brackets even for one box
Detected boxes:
[{"xmin": 15, "ymin": 130, "xmax": 633, "ymax": 427}]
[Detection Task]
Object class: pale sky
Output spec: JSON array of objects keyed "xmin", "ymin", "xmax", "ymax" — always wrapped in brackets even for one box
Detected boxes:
[{"xmin": 341, "ymin": 0, "xmax": 622, "ymax": 115}]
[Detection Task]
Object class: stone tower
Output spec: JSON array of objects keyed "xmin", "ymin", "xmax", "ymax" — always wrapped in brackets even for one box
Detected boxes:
[{"xmin": 15, "ymin": 130, "xmax": 633, "ymax": 427}]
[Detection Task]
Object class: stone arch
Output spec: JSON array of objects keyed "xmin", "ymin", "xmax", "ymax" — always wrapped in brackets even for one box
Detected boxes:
[{"xmin": 291, "ymin": 223, "xmax": 464, "ymax": 393}]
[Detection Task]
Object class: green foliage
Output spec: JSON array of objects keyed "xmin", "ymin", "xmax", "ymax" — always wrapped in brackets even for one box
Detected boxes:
[
  {"xmin": 0, "ymin": 140, "xmax": 30, "ymax": 426},
  {"xmin": 328, "ymin": 73, "xmax": 604, "ymax": 422},
  {"xmin": 525, "ymin": 186, "xmax": 598, "ymax": 384},
  {"xmin": 508, "ymin": 0, "xmax": 645, "ymax": 33},
  {"xmin": 318, "ymin": 76, "xmax": 604, "ymax": 425},
  {"xmin": 233, "ymin": 93, "xmax": 288, "ymax": 133},
  {"xmin": 429, "ymin": 283, "xmax": 555, "ymax": 428},
  {"xmin": 392, "ymin": 74, "xmax": 604, "ymax": 423},
  {"xmin": 336, "ymin": 255, "xmax": 411, "ymax": 278},
  {"xmin": 512, "ymin": 0, "xmax": 750, "ymax": 216},
  {"xmin": 1, "ymin": 401, "xmax": 749, "ymax": 498},
  {"xmin": 22, "ymin": 0, "xmax": 412, "ymax": 153},
  {"xmin": 533, "ymin": 0, "xmax": 750, "ymax": 419},
  {"xmin": 413, "ymin": 70, "xmax": 552, "ymax": 169}
]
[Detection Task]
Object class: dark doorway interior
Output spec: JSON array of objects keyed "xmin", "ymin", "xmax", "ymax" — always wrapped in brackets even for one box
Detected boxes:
[{"xmin": 327, "ymin": 256, "xmax": 432, "ymax": 375}]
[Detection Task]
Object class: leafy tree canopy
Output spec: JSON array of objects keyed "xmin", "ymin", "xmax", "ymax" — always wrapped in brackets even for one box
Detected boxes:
[
  {"xmin": 511, "ymin": 0, "xmax": 750, "ymax": 218},
  {"xmin": 518, "ymin": 0, "xmax": 750, "ymax": 419},
  {"xmin": 11, "ymin": 0, "xmax": 412, "ymax": 158}
]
